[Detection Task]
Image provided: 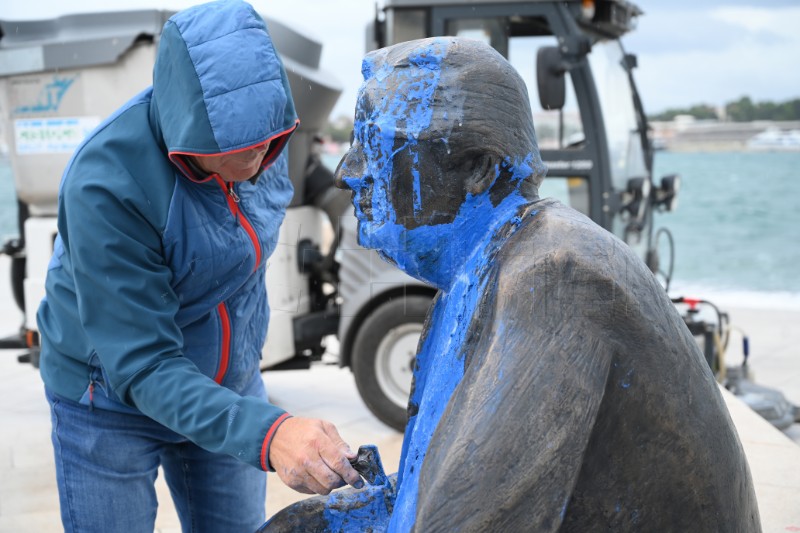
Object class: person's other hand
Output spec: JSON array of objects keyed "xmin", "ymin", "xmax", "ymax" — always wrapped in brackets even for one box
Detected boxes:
[{"xmin": 269, "ymin": 417, "xmax": 364, "ymax": 495}]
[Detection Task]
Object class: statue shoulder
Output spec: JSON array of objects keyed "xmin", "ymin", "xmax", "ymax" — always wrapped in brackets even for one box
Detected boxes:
[
  {"xmin": 499, "ymin": 200, "xmax": 623, "ymax": 281},
  {"xmin": 494, "ymin": 201, "xmax": 646, "ymax": 330}
]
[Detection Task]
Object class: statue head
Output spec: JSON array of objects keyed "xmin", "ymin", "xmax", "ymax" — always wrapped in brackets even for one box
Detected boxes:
[{"xmin": 335, "ymin": 37, "xmax": 547, "ymax": 288}]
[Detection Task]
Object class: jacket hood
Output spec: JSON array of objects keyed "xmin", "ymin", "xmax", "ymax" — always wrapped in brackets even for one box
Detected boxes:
[{"xmin": 152, "ymin": 0, "xmax": 298, "ymax": 175}]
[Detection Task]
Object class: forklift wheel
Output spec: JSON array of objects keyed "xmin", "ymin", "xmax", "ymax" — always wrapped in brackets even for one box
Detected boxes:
[{"xmin": 351, "ymin": 295, "xmax": 431, "ymax": 432}]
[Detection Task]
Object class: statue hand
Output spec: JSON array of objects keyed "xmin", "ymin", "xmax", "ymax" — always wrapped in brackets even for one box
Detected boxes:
[{"xmin": 269, "ymin": 417, "xmax": 364, "ymax": 495}]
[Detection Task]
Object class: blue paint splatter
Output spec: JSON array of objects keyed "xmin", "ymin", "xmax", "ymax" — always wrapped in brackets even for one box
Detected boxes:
[
  {"xmin": 336, "ymin": 37, "xmax": 548, "ymax": 531},
  {"xmin": 322, "ymin": 483, "xmax": 394, "ymax": 531},
  {"xmin": 620, "ymin": 368, "xmax": 634, "ymax": 389},
  {"xmin": 349, "ymin": 40, "xmax": 446, "ymax": 229},
  {"xmin": 411, "ymin": 156, "xmax": 422, "ymax": 213}
]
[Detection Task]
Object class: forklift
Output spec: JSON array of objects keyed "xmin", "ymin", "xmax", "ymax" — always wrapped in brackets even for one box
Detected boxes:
[{"xmin": 335, "ymin": 0, "xmax": 681, "ymax": 430}]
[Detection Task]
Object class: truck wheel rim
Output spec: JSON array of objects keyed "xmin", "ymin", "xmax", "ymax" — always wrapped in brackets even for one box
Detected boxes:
[{"xmin": 375, "ymin": 323, "xmax": 420, "ymax": 409}]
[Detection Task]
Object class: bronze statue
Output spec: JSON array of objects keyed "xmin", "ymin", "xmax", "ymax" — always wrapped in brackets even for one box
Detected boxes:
[{"xmin": 261, "ymin": 37, "xmax": 761, "ymax": 532}]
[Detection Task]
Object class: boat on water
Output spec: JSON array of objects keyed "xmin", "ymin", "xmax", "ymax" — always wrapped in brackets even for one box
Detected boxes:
[{"xmin": 747, "ymin": 127, "xmax": 800, "ymax": 151}]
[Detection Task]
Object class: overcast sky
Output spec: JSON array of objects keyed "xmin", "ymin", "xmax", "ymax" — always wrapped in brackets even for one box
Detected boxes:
[{"xmin": 2, "ymin": 1, "xmax": 799, "ymax": 120}]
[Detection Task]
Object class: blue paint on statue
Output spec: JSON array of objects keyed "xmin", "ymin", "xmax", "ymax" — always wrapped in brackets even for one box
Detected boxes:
[
  {"xmin": 322, "ymin": 483, "xmax": 394, "ymax": 531},
  {"xmin": 389, "ymin": 163, "xmax": 536, "ymax": 531},
  {"xmin": 348, "ymin": 40, "xmax": 445, "ymax": 233},
  {"xmin": 335, "ymin": 37, "xmax": 544, "ymax": 531}
]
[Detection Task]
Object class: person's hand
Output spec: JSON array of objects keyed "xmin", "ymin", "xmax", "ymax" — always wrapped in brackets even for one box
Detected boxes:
[{"xmin": 268, "ymin": 416, "xmax": 364, "ymax": 495}]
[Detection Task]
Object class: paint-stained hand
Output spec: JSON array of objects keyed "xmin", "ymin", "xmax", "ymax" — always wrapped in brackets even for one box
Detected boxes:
[{"xmin": 269, "ymin": 417, "xmax": 365, "ymax": 495}]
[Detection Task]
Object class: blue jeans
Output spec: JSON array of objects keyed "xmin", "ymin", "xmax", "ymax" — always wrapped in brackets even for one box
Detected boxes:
[{"xmin": 46, "ymin": 389, "xmax": 267, "ymax": 533}]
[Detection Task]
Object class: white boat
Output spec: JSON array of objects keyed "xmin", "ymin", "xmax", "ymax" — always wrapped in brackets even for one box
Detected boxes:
[{"xmin": 747, "ymin": 127, "xmax": 800, "ymax": 151}]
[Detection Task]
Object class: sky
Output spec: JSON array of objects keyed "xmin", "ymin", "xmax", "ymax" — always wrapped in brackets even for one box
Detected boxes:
[{"xmin": 2, "ymin": 0, "xmax": 799, "ymax": 120}]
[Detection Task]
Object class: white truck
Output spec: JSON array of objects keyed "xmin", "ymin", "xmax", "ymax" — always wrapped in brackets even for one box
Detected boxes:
[{"xmin": 0, "ymin": 11, "xmax": 346, "ymax": 376}]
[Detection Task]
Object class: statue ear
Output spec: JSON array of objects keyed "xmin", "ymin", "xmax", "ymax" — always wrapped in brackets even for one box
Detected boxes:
[{"xmin": 464, "ymin": 154, "xmax": 496, "ymax": 196}]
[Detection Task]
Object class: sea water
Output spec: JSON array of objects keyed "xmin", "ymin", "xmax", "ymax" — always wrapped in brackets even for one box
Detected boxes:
[
  {"xmin": 651, "ymin": 152, "xmax": 800, "ymax": 309},
  {"xmin": 1, "ymin": 151, "xmax": 798, "ymax": 307}
]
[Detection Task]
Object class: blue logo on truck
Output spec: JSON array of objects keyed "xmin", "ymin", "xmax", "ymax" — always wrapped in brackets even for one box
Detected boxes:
[{"xmin": 14, "ymin": 75, "xmax": 77, "ymax": 114}]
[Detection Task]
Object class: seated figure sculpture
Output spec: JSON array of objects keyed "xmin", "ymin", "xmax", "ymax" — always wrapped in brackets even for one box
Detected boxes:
[{"xmin": 262, "ymin": 37, "xmax": 761, "ymax": 532}]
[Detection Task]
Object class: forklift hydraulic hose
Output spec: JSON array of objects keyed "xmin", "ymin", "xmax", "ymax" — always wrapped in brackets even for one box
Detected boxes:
[
  {"xmin": 714, "ymin": 330, "xmax": 726, "ymax": 383},
  {"xmin": 653, "ymin": 226, "xmax": 675, "ymax": 291}
]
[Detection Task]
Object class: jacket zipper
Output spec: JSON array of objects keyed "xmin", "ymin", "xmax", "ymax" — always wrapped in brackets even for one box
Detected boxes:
[
  {"xmin": 213, "ymin": 179, "xmax": 262, "ymax": 384},
  {"xmin": 218, "ymin": 178, "xmax": 262, "ymax": 271},
  {"xmin": 214, "ymin": 302, "xmax": 231, "ymax": 384}
]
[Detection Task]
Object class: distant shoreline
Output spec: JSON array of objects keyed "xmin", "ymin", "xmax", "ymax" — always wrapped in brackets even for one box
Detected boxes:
[{"xmin": 650, "ymin": 118, "xmax": 800, "ymax": 153}]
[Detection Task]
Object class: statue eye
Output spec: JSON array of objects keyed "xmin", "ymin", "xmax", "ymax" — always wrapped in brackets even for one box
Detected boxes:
[
  {"xmin": 454, "ymin": 153, "xmax": 490, "ymax": 174},
  {"xmin": 473, "ymin": 154, "xmax": 493, "ymax": 174}
]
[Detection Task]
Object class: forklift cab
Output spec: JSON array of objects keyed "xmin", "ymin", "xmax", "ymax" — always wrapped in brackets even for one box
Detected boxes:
[
  {"xmin": 368, "ymin": 0, "xmax": 679, "ymax": 260},
  {"xmin": 337, "ymin": 0, "xmax": 680, "ymax": 431}
]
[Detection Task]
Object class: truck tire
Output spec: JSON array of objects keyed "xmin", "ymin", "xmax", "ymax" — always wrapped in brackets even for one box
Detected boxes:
[{"xmin": 351, "ymin": 295, "xmax": 432, "ymax": 432}]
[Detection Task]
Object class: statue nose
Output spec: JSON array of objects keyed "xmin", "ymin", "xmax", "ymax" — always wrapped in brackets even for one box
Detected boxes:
[{"xmin": 334, "ymin": 148, "xmax": 366, "ymax": 190}]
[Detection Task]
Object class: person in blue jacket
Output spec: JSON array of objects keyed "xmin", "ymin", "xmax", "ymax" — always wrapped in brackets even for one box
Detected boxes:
[{"xmin": 36, "ymin": 1, "xmax": 363, "ymax": 531}]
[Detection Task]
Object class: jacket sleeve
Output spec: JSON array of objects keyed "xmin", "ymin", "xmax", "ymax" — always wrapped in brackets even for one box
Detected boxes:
[{"xmin": 60, "ymin": 146, "xmax": 287, "ymax": 471}]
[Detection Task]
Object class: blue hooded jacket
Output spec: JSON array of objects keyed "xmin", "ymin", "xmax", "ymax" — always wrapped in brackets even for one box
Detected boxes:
[{"xmin": 37, "ymin": 0, "xmax": 298, "ymax": 471}]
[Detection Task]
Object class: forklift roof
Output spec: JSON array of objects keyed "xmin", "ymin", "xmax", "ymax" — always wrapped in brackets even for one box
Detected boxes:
[
  {"xmin": 382, "ymin": 0, "xmax": 643, "ymax": 38},
  {"xmin": 384, "ymin": 0, "xmax": 640, "ymax": 9}
]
